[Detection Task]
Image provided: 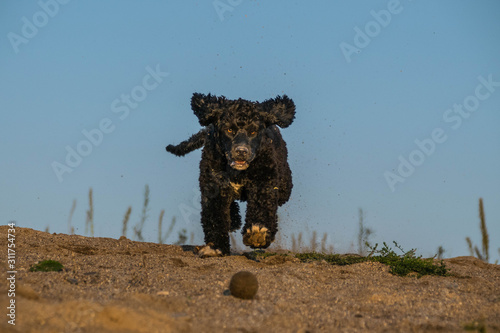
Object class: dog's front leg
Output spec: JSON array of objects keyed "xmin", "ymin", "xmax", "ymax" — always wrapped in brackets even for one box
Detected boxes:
[
  {"xmin": 242, "ymin": 182, "xmax": 280, "ymax": 249},
  {"xmin": 198, "ymin": 173, "xmax": 234, "ymax": 256}
]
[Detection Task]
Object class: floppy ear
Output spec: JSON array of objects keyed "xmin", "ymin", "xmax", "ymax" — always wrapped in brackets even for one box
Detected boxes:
[
  {"xmin": 260, "ymin": 95, "xmax": 296, "ymax": 128},
  {"xmin": 191, "ymin": 93, "xmax": 225, "ymax": 126}
]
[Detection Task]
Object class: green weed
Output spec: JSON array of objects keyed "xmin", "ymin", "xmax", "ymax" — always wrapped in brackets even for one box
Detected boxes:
[
  {"xmin": 244, "ymin": 250, "xmax": 289, "ymax": 261},
  {"xmin": 295, "ymin": 241, "xmax": 448, "ymax": 278},
  {"xmin": 368, "ymin": 242, "xmax": 448, "ymax": 277},
  {"xmin": 463, "ymin": 318, "xmax": 487, "ymax": 332},
  {"xmin": 30, "ymin": 260, "xmax": 64, "ymax": 272},
  {"xmin": 296, "ymin": 252, "xmax": 366, "ymax": 266}
]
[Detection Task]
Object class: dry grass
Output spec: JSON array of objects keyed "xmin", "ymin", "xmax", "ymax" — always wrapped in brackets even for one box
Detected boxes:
[
  {"xmin": 159, "ymin": 215, "xmax": 177, "ymax": 245},
  {"xmin": 67, "ymin": 199, "xmax": 76, "ymax": 235},
  {"xmin": 85, "ymin": 188, "xmax": 94, "ymax": 237},
  {"xmin": 63, "ymin": 189, "xmax": 500, "ymax": 263},
  {"xmin": 479, "ymin": 197, "xmax": 489, "ymax": 262},
  {"xmin": 68, "ymin": 185, "xmax": 186, "ymax": 245},
  {"xmin": 289, "ymin": 231, "xmax": 334, "ymax": 254},
  {"xmin": 133, "ymin": 185, "xmax": 149, "ymax": 241},
  {"xmin": 466, "ymin": 197, "xmax": 496, "ymax": 263},
  {"xmin": 157, "ymin": 210, "xmax": 165, "ymax": 244},
  {"xmin": 121, "ymin": 206, "xmax": 132, "ymax": 237},
  {"xmin": 358, "ymin": 208, "xmax": 373, "ymax": 255}
]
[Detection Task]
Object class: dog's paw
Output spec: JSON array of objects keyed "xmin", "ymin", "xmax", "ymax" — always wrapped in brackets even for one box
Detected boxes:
[
  {"xmin": 194, "ymin": 243, "xmax": 223, "ymax": 258},
  {"xmin": 243, "ymin": 225, "xmax": 271, "ymax": 248}
]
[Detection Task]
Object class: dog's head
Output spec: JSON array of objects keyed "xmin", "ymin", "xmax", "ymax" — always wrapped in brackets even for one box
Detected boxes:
[{"xmin": 191, "ymin": 93, "xmax": 295, "ymax": 170}]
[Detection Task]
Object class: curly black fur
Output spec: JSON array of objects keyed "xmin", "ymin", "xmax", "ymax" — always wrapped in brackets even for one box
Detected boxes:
[{"xmin": 166, "ymin": 93, "xmax": 295, "ymax": 254}]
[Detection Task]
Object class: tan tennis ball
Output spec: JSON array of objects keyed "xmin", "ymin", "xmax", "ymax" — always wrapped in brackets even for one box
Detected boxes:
[{"xmin": 229, "ymin": 271, "xmax": 258, "ymax": 300}]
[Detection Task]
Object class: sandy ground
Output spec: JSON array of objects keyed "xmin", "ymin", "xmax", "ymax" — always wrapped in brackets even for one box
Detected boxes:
[{"xmin": 0, "ymin": 226, "xmax": 499, "ymax": 333}]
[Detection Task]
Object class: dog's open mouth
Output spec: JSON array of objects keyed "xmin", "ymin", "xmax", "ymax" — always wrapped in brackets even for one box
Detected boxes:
[{"xmin": 230, "ymin": 160, "xmax": 250, "ymax": 170}]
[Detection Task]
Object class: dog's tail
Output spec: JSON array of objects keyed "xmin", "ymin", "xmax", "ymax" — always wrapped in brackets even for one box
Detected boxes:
[{"xmin": 166, "ymin": 128, "xmax": 206, "ymax": 156}]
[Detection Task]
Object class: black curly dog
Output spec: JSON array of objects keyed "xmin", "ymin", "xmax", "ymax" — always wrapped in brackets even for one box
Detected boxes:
[{"xmin": 166, "ymin": 93, "xmax": 295, "ymax": 256}]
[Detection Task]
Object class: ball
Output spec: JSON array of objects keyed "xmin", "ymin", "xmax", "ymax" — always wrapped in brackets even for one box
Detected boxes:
[{"xmin": 229, "ymin": 271, "xmax": 259, "ymax": 300}]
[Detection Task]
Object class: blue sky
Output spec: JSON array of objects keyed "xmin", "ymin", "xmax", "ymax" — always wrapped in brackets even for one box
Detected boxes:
[{"xmin": 1, "ymin": 0, "xmax": 499, "ymax": 260}]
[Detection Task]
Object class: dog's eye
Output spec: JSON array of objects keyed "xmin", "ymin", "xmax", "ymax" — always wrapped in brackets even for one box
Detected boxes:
[
  {"xmin": 250, "ymin": 131, "xmax": 257, "ymax": 135},
  {"xmin": 227, "ymin": 128, "xmax": 233, "ymax": 134}
]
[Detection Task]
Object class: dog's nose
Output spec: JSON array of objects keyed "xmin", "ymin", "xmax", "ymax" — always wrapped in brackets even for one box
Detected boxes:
[{"xmin": 234, "ymin": 146, "xmax": 249, "ymax": 158}]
